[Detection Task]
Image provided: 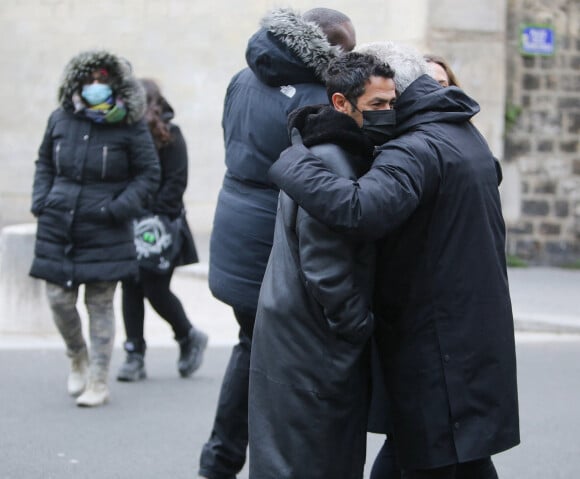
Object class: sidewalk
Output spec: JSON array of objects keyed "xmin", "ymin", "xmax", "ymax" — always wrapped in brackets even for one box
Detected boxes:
[
  {"xmin": 1, "ymin": 229, "xmax": 579, "ymax": 349},
  {"xmin": 507, "ymin": 266, "xmax": 580, "ymax": 333}
]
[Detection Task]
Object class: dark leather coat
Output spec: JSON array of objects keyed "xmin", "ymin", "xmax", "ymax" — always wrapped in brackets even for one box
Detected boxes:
[
  {"xmin": 269, "ymin": 75, "xmax": 520, "ymax": 469},
  {"xmin": 250, "ymin": 106, "xmax": 376, "ymax": 479}
]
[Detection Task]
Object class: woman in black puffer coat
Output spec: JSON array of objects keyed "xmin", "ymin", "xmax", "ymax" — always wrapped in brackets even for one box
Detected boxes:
[{"xmin": 30, "ymin": 50, "xmax": 160, "ymax": 407}]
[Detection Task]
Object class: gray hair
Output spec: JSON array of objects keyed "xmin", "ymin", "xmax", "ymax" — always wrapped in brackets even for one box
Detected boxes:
[{"xmin": 356, "ymin": 41, "xmax": 429, "ymax": 95}]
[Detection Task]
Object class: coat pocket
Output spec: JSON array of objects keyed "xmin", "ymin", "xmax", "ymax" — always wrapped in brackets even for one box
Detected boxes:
[{"xmin": 76, "ymin": 196, "xmax": 114, "ymax": 224}]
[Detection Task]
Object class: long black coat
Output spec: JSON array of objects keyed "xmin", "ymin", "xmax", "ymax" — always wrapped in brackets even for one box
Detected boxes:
[
  {"xmin": 249, "ymin": 107, "xmax": 376, "ymax": 479},
  {"xmin": 208, "ymin": 8, "xmax": 336, "ymax": 319},
  {"xmin": 30, "ymin": 51, "xmax": 160, "ymax": 288},
  {"xmin": 269, "ymin": 75, "xmax": 520, "ymax": 469}
]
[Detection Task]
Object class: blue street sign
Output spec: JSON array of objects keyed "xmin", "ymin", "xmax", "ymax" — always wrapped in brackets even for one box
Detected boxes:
[{"xmin": 520, "ymin": 24, "xmax": 555, "ymax": 56}]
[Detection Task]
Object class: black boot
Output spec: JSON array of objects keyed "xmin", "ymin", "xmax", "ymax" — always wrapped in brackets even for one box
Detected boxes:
[
  {"xmin": 177, "ymin": 328, "xmax": 208, "ymax": 377},
  {"xmin": 116, "ymin": 339, "xmax": 147, "ymax": 382}
]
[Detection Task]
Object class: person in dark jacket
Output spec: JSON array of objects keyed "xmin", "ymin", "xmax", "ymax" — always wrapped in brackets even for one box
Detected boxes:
[
  {"xmin": 371, "ymin": 51, "xmax": 462, "ymax": 479},
  {"xmin": 116, "ymin": 78, "xmax": 208, "ymax": 382},
  {"xmin": 199, "ymin": 7, "xmax": 356, "ymax": 479},
  {"xmin": 248, "ymin": 52, "xmax": 396, "ymax": 479},
  {"xmin": 269, "ymin": 41, "xmax": 520, "ymax": 478},
  {"xmin": 30, "ymin": 50, "xmax": 160, "ymax": 407}
]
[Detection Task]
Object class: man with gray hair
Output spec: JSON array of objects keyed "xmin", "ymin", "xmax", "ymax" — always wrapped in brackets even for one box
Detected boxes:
[{"xmin": 269, "ymin": 41, "xmax": 520, "ymax": 478}]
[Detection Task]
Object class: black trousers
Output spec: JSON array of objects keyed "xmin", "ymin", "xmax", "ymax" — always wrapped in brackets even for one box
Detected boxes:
[
  {"xmin": 370, "ymin": 437, "xmax": 401, "ymax": 479},
  {"xmin": 121, "ymin": 267, "xmax": 192, "ymax": 349},
  {"xmin": 402, "ymin": 457, "xmax": 498, "ymax": 479},
  {"xmin": 198, "ymin": 310, "xmax": 253, "ymax": 479}
]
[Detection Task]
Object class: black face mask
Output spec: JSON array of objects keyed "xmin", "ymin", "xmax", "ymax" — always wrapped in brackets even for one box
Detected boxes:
[{"xmin": 361, "ymin": 109, "xmax": 397, "ymax": 146}]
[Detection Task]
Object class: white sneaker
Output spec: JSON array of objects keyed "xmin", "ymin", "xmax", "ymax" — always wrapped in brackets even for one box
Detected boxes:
[
  {"xmin": 76, "ymin": 381, "xmax": 109, "ymax": 407},
  {"xmin": 67, "ymin": 350, "xmax": 88, "ymax": 397}
]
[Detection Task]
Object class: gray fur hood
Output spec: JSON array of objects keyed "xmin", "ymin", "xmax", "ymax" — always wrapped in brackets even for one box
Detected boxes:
[
  {"xmin": 57, "ymin": 50, "xmax": 146, "ymax": 124},
  {"xmin": 246, "ymin": 8, "xmax": 340, "ymax": 86}
]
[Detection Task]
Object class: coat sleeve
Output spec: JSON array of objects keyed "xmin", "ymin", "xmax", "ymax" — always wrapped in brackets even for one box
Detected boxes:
[
  {"xmin": 31, "ymin": 113, "xmax": 57, "ymax": 217},
  {"xmin": 107, "ymin": 119, "xmax": 161, "ymax": 222},
  {"xmin": 296, "ymin": 208, "xmax": 374, "ymax": 344},
  {"xmin": 269, "ymin": 140, "xmax": 432, "ymax": 241},
  {"xmin": 151, "ymin": 124, "xmax": 188, "ymax": 218}
]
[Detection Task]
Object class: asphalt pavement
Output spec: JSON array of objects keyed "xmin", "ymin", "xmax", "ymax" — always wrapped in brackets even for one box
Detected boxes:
[
  {"xmin": 1, "ymin": 233, "xmax": 579, "ymax": 478},
  {"xmin": 1, "ymin": 335, "xmax": 580, "ymax": 478}
]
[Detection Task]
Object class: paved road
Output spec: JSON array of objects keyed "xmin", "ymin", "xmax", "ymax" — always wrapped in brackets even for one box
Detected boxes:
[
  {"xmin": 1, "ymin": 231, "xmax": 579, "ymax": 477},
  {"xmin": 1, "ymin": 334, "xmax": 579, "ymax": 479},
  {"xmin": 507, "ymin": 267, "xmax": 580, "ymax": 333}
]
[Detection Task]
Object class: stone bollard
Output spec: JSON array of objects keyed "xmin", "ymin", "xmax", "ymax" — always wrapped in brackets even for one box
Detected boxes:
[{"xmin": 0, "ymin": 223, "xmax": 56, "ymax": 334}]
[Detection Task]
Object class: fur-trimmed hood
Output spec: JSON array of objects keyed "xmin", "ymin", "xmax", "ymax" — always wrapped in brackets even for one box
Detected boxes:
[
  {"xmin": 288, "ymin": 104, "xmax": 374, "ymax": 176},
  {"xmin": 245, "ymin": 8, "xmax": 340, "ymax": 87},
  {"xmin": 57, "ymin": 50, "xmax": 146, "ymax": 124}
]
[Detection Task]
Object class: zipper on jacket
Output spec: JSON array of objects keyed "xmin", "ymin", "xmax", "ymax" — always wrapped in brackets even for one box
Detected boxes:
[
  {"xmin": 55, "ymin": 142, "xmax": 61, "ymax": 174},
  {"xmin": 101, "ymin": 145, "xmax": 108, "ymax": 179}
]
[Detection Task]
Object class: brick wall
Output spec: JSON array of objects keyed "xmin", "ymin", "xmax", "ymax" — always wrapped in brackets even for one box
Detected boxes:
[{"xmin": 504, "ymin": 0, "xmax": 580, "ymax": 265}]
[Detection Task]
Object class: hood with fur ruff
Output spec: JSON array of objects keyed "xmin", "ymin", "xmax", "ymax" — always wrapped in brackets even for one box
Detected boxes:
[
  {"xmin": 57, "ymin": 50, "xmax": 146, "ymax": 124},
  {"xmin": 288, "ymin": 104, "xmax": 374, "ymax": 178},
  {"xmin": 246, "ymin": 8, "xmax": 340, "ymax": 86}
]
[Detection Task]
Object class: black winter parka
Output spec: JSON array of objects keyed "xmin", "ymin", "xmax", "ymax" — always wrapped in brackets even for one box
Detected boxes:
[
  {"xmin": 145, "ymin": 97, "xmax": 198, "ymax": 267},
  {"xmin": 30, "ymin": 50, "xmax": 160, "ymax": 288},
  {"xmin": 208, "ymin": 8, "xmax": 338, "ymax": 319},
  {"xmin": 249, "ymin": 106, "xmax": 376, "ymax": 479},
  {"xmin": 269, "ymin": 75, "xmax": 520, "ymax": 469}
]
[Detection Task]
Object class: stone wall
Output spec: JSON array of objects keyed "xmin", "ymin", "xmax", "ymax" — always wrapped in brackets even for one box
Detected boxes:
[
  {"xmin": 504, "ymin": 0, "xmax": 580, "ymax": 265},
  {"xmin": 426, "ymin": 0, "xmax": 507, "ymax": 157}
]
